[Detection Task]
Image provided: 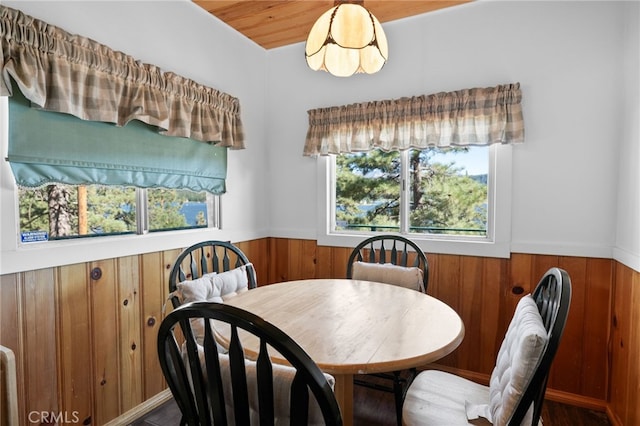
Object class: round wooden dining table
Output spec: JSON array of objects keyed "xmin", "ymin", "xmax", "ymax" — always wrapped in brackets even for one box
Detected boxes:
[{"xmin": 223, "ymin": 278, "xmax": 465, "ymax": 426}]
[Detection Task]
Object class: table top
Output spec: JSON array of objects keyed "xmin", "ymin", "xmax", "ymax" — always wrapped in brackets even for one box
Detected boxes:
[{"xmin": 223, "ymin": 278, "xmax": 465, "ymax": 375}]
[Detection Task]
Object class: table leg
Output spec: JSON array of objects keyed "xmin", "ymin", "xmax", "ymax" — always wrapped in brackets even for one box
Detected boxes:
[{"xmin": 333, "ymin": 373, "xmax": 354, "ymax": 426}]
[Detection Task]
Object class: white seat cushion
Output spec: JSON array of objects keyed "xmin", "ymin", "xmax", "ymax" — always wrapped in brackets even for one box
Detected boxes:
[
  {"xmin": 351, "ymin": 261, "xmax": 424, "ymax": 292},
  {"xmin": 403, "ymin": 370, "xmax": 490, "ymax": 425},
  {"xmin": 488, "ymin": 295, "xmax": 547, "ymax": 425},
  {"xmin": 403, "ymin": 294, "xmax": 547, "ymax": 426},
  {"xmin": 174, "ymin": 263, "xmax": 254, "ymax": 304},
  {"xmin": 172, "ymin": 264, "xmax": 254, "ymax": 345}
]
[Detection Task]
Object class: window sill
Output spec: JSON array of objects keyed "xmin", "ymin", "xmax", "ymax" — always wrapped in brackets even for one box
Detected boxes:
[{"xmin": 316, "ymin": 232, "xmax": 511, "ymax": 258}]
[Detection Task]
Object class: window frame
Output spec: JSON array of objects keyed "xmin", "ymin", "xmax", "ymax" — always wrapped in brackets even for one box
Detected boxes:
[
  {"xmin": 316, "ymin": 144, "xmax": 513, "ymax": 258},
  {"xmin": 0, "ymin": 97, "xmax": 225, "ymax": 275}
]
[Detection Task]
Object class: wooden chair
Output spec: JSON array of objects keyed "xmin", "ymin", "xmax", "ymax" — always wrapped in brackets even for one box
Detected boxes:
[
  {"xmin": 346, "ymin": 234, "xmax": 429, "ymax": 425},
  {"xmin": 402, "ymin": 267, "xmax": 572, "ymax": 426},
  {"xmin": 157, "ymin": 302, "xmax": 343, "ymax": 426},
  {"xmin": 346, "ymin": 234, "xmax": 429, "ymax": 293},
  {"xmin": 168, "ymin": 240, "xmax": 257, "ymax": 309}
]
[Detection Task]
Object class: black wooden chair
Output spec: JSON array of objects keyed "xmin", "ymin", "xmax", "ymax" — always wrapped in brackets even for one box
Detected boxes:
[
  {"xmin": 346, "ymin": 234, "xmax": 429, "ymax": 425},
  {"xmin": 168, "ymin": 240, "xmax": 257, "ymax": 309},
  {"xmin": 157, "ymin": 302, "xmax": 343, "ymax": 426},
  {"xmin": 402, "ymin": 267, "xmax": 572, "ymax": 425},
  {"xmin": 346, "ymin": 234, "xmax": 429, "ymax": 293}
]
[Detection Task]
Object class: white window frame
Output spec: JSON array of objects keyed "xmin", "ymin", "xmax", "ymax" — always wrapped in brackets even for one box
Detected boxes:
[
  {"xmin": 0, "ymin": 97, "xmax": 224, "ymax": 275},
  {"xmin": 316, "ymin": 144, "xmax": 513, "ymax": 258}
]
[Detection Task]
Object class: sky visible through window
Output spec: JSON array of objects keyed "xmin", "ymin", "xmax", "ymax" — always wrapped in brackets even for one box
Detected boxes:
[{"xmin": 430, "ymin": 146, "xmax": 488, "ymax": 175}]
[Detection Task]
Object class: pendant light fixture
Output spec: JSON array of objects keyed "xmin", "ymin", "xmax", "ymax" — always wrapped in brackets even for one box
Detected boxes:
[{"xmin": 305, "ymin": 1, "xmax": 388, "ymax": 77}]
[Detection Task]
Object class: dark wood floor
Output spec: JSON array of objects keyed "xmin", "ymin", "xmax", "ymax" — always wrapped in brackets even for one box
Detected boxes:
[{"xmin": 131, "ymin": 383, "xmax": 611, "ymax": 426}]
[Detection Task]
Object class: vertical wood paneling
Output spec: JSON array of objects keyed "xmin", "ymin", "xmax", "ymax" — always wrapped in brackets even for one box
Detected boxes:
[
  {"xmin": 581, "ymin": 258, "xmax": 612, "ymax": 400},
  {"xmin": 269, "ymin": 238, "xmax": 292, "ymax": 283},
  {"xmin": 609, "ymin": 262, "xmax": 640, "ymax": 426},
  {"xmin": 286, "ymin": 239, "xmax": 318, "ymax": 280},
  {"xmin": 56, "ymin": 263, "xmax": 93, "ymax": 426},
  {"xmin": 21, "ymin": 269, "xmax": 58, "ymax": 417},
  {"xmin": 457, "ymin": 256, "xmax": 485, "ymax": 373},
  {"xmin": 90, "ymin": 259, "xmax": 120, "ymax": 424},
  {"xmin": 0, "ymin": 237, "xmax": 626, "ymax": 424},
  {"xmin": 479, "ymin": 257, "xmax": 506, "ymax": 374},
  {"xmin": 316, "ymin": 245, "xmax": 351, "ymax": 279},
  {"xmin": 628, "ymin": 268, "xmax": 640, "ymax": 425},
  {"xmin": 509, "ymin": 254, "xmax": 535, "ymax": 321},
  {"xmin": 160, "ymin": 248, "xmax": 182, "ymax": 307},
  {"xmin": 140, "ymin": 252, "xmax": 165, "ymax": 399},
  {"xmin": 551, "ymin": 256, "xmax": 587, "ymax": 394},
  {"xmin": 609, "ymin": 262, "xmax": 628, "ymax": 422},
  {"xmin": 428, "ymin": 254, "xmax": 462, "ymax": 367},
  {"xmin": 235, "ymin": 239, "xmax": 269, "ymax": 285},
  {"xmin": 0, "ymin": 273, "xmax": 24, "ymax": 425},
  {"xmin": 626, "ymin": 267, "xmax": 640, "ymax": 425},
  {"xmin": 117, "ymin": 255, "xmax": 143, "ymax": 412}
]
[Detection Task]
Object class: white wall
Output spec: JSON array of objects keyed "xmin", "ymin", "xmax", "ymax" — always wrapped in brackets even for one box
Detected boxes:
[
  {"xmin": 1, "ymin": 0, "xmax": 638, "ymax": 273},
  {"xmin": 0, "ymin": 0, "xmax": 270, "ymax": 273},
  {"xmin": 266, "ymin": 1, "xmax": 635, "ymax": 263},
  {"xmin": 614, "ymin": 1, "xmax": 640, "ymax": 271}
]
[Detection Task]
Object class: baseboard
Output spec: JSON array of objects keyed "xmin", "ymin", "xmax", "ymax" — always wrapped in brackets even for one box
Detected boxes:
[
  {"xmin": 543, "ymin": 388, "xmax": 606, "ymax": 411},
  {"xmin": 103, "ymin": 389, "xmax": 173, "ymax": 426}
]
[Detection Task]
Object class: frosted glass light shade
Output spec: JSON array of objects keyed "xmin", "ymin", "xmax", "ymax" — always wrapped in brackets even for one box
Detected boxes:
[{"xmin": 305, "ymin": 4, "xmax": 388, "ymax": 77}]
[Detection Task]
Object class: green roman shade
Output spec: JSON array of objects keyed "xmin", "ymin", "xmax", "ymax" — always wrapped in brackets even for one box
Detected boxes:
[{"xmin": 8, "ymin": 88, "xmax": 227, "ymax": 193}]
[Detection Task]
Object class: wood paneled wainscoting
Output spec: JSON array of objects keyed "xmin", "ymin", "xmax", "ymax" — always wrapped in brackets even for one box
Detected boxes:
[{"xmin": 0, "ymin": 237, "xmax": 637, "ymax": 425}]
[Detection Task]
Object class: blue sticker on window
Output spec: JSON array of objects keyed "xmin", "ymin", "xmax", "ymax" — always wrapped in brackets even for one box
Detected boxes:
[{"xmin": 21, "ymin": 230, "xmax": 49, "ymax": 243}]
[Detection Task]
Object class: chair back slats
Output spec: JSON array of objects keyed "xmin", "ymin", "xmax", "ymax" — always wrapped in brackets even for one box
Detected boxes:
[
  {"xmin": 290, "ymin": 372, "xmax": 311, "ymax": 423},
  {"xmin": 256, "ymin": 340, "xmax": 275, "ymax": 426},
  {"xmin": 164, "ymin": 331, "xmax": 199, "ymax": 424},
  {"xmin": 184, "ymin": 320, "xmax": 213, "ymax": 425},
  {"xmin": 199, "ymin": 247, "xmax": 209, "ymax": 276},
  {"xmin": 222, "ymin": 248, "xmax": 231, "ymax": 271},
  {"xmin": 169, "ymin": 240, "xmax": 257, "ymax": 308},
  {"xmin": 227, "ymin": 325, "xmax": 251, "ymax": 425},
  {"xmin": 390, "ymin": 240, "xmax": 398, "ymax": 264},
  {"xmin": 158, "ymin": 302, "xmax": 343, "ymax": 426},
  {"xmin": 368, "ymin": 242, "xmax": 378, "ymax": 263},
  {"xmin": 347, "ymin": 235, "xmax": 430, "ymax": 293},
  {"xmin": 202, "ymin": 319, "xmax": 228, "ymax": 425},
  {"xmin": 508, "ymin": 267, "xmax": 572, "ymax": 426},
  {"xmin": 212, "ymin": 246, "xmax": 221, "ymax": 273}
]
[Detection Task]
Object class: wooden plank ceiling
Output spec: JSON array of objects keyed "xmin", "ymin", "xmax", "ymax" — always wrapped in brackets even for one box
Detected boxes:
[{"xmin": 193, "ymin": 1, "xmax": 471, "ymax": 49}]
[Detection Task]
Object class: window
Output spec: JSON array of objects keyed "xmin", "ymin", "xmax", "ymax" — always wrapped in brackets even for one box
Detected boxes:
[
  {"xmin": 2, "ymin": 7, "xmax": 243, "ymax": 252},
  {"xmin": 334, "ymin": 146, "xmax": 489, "ymax": 237},
  {"xmin": 305, "ymin": 83, "xmax": 522, "ymax": 257},
  {"xmin": 318, "ymin": 144, "xmax": 512, "ymax": 258},
  {"xmin": 8, "ymin": 81, "xmax": 225, "ymax": 245},
  {"xmin": 18, "ymin": 185, "xmax": 219, "ymax": 243}
]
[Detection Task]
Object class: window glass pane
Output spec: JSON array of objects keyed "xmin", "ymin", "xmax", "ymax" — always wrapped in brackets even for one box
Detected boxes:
[
  {"xmin": 333, "ymin": 146, "xmax": 489, "ymax": 238},
  {"xmin": 335, "ymin": 150, "xmax": 401, "ymax": 232},
  {"xmin": 409, "ymin": 146, "xmax": 488, "ymax": 236},
  {"xmin": 19, "ymin": 185, "xmax": 136, "ymax": 241},
  {"xmin": 148, "ymin": 188, "xmax": 208, "ymax": 232}
]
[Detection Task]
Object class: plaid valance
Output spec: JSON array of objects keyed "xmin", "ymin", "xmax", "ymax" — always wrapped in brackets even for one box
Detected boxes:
[
  {"xmin": 0, "ymin": 5, "xmax": 244, "ymax": 148},
  {"xmin": 304, "ymin": 83, "xmax": 524, "ymax": 156}
]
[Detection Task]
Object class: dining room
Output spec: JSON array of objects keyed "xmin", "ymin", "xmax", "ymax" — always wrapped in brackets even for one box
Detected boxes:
[{"xmin": 0, "ymin": 1, "xmax": 638, "ymax": 425}]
